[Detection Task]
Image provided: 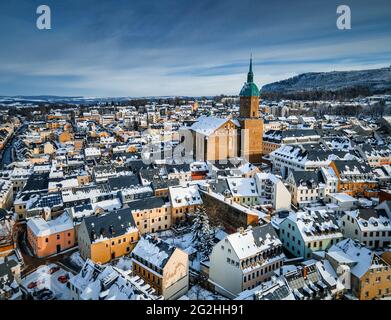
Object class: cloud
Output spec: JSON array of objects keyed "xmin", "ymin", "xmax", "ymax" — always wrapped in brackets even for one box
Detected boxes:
[{"xmin": 0, "ymin": 0, "xmax": 390, "ymax": 96}]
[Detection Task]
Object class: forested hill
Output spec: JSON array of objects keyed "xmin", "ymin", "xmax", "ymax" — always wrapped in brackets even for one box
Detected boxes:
[{"xmin": 260, "ymin": 66, "xmax": 391, "ymax": 100}]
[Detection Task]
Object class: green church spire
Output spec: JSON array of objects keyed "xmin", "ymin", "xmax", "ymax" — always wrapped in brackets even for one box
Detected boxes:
[
  {"xmin": 239, "ymin": 54, "xmax": 259, "ymax": 97},
  {"xmin": 247, "ymin": 54, "xmax": 254, "ymax": 83}
]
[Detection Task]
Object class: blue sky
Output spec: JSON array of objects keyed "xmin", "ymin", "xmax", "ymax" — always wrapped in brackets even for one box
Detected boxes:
[{"xmin": 0, "ymin": 0, "xmax": 390, "ymax": 97}]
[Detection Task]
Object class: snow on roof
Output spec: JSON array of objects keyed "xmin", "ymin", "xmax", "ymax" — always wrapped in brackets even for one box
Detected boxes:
[
  {"xmin": 288, "ymin": 210, "xmax": 343, "ymax": 242},
  {"xmin": 226, "ymin": 224, "xmax": 282, "ymax": 260},
  {"xmin": 255, "ymin": 172, "xmax": 280, "ymax": 185},
  {"xmin": 328, "ymin": 192, "xmax": 357, "ymax": 203},
  {"xmin": 91, "ymin": 198, "xmax": 122, "ymax": 212},
  {"xmin": 190, "ymin": 116, "xmax": 240, "ymax": 136},
  {"xmin": 84, "ymin": 147, "xmax": 101, "ymax": 156},
  {"xmin": 315, "ymin": 260, "xmax": 337, "ymax": 288},
  {"xmin": 69, "ymin": 259, "xmax": 159, "ymax": 300},
  {"xmin": 27, "ymin": 212, "xmax": 73, "ymax": 237},
  {"xmin": 48, "ymin": 178, "xmax": 79, "ymax": 190},
  {"xmin": 132, "ymin": 236, "xmax": 176, "ymax": 269},
  {"xmin": 169, "ymin": 185, "xmax": 202, "ymax": 208},
  {"xmin": 327, "ymin": 239, "xmax": 388, "ymax": 278},
  {"xmin": 226, "ymin": 177, "xmax": 258, "ymax": 197}
]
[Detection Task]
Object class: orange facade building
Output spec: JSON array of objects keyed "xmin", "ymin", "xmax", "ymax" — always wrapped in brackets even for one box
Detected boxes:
[{"xmin": 27, "ymin": 213, "xmax": 75, "ymax": 258}]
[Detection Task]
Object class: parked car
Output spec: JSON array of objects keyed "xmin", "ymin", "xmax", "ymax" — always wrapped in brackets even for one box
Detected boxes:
[
  {"xmin": 48, "ymin": 266, "xmax": 60, "ymax": 274},
  {"xmin": 34, "ymin": 288, "xmax": 55, "ymax": 300},
  {"xmin": 57, "ymin": 274, "xmax": 69, "ymax": 284}
]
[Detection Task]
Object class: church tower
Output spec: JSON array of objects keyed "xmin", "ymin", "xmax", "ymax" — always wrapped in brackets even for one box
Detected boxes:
[{"xmin": 238, "ymin": 56, "xmax": 263, "ymax": 163}]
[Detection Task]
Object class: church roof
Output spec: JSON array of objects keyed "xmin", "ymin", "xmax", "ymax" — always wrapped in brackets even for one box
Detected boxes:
[
  {"xmin": 240, "ymin": 82, "xmax": 259, "ymax": 97},
  {"xmin": 190, "ymin": 116, "xmax": 240, "ymax": 136}
]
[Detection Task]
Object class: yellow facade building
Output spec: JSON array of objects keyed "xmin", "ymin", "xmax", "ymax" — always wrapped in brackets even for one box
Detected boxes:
[{"xmin": 78, "ymin": 208, "xmax": 139, "ymax": 264}]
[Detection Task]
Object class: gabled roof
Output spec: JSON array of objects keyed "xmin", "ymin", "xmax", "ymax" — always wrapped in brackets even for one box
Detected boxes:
[
  {"xmin": 327, "ymin": 238, "xmax": 389, "ymax": 278},
  {"xmin": 190, "ymin": 116, "xmax": 240, "ymax": 136},
  {"xmin": 108, "ymin": 175, "xmax": 141, "ymax": 190},
  {"xmin": 84, "ymin": 208, "xmax": 137, "ymax": 242},
  {"xmin": 227, "ymin": 224, "xmax": 281, "ymax": 260},
  {"xmin": 332, "ymin": 159, "xmax": 372, "ymax": 175},
  {"xmin": 132, "ymin": 235, "xmax": 177, "ymax": 269},
  {"xmin": 127, "ymin": 197, "xmax": 168, "ymax": 212},
  {"xmin": 290, "ymin": 170, "xmax": 324, "ymax": 188}
]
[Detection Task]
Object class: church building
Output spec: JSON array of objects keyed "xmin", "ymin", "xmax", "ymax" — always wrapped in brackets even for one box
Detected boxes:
[{"xmin": 189, "ymin": 57, "xmax": 263, "ymax": 163}]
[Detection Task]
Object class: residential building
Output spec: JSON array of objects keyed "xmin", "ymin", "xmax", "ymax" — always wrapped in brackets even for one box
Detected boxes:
[
  {"xmin": 326, "ymin": 239, "xmax": 391, "ymax": 300},
  {"xmin": 278, "ymin": 209, "xmax": 343, "ymax": 259},
  {"xmin": 26, "ymin": 212, "xmax": 75, "ymax": 258},
  {"xmin": 132, "ymin": 235, "xmax": 189, "ymax": 300},
  {"xmin": 77, "ymin": 208, "xmax": 139, "ymax": 264},
  {"xmin": 209, "ymin": 224, "xmax": 285, "ymax": 298},
  {"xmin": 341, "ymin": 208, "xmax": 391, "ymax": 249}
]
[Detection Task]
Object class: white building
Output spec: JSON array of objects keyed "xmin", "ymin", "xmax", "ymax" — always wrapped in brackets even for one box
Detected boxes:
[
  {"xmin": 209, "ymin": 224, "xmax": 285, "ymax": 298},
  {"xmin": 341, "ymin": 207, "xmax": 391, "ymax": 249},
  {"xmin": 254, "ymin": 173, "xmax": 291, "ymax": 211},
  {"xmin": 270, "ymin": 143, "xmax": 354, "ymax": 178},
  {"xmin": 286, "ymin": 167, "xmax": 338, "ymax": 209}
]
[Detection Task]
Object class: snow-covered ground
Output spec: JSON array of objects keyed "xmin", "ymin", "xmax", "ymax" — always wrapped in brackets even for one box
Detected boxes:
[
  {"xmin": 20, "ymin": 264, "xmax": 71, "ymax": 300},
  {"xmin": 114, "ymin": 256, "xmax": 133, "ymax": 271},
  {"xmin": 157, "ymin": 230, "xmax": 194, "ymax": 250},
  {"xmin": 186, "ymin": 285, "xmax": 227, "ymax": 300},
  {"xmin": 69, "ymin": 252, "xmax": 85, "ymax": 268}
]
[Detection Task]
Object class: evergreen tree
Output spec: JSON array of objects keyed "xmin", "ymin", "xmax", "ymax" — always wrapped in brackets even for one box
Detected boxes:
[{"xmin": 191, "ymin": 205, "xmax": 214, "ymax": 260}]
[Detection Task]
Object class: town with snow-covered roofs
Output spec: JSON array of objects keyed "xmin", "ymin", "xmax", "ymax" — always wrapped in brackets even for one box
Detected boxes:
[{"xmin": 0, "ymin": 60, "xmax": 391, "ymax": 303}]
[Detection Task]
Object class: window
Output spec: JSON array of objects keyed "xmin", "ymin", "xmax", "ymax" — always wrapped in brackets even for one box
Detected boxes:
[
  {"xmin": 57, "ymin": 234, "xmax": 60, "ymax": 240},
  {"xmin": 45, "ymin": 238, "xmax": 48, "ymax": 243}
]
